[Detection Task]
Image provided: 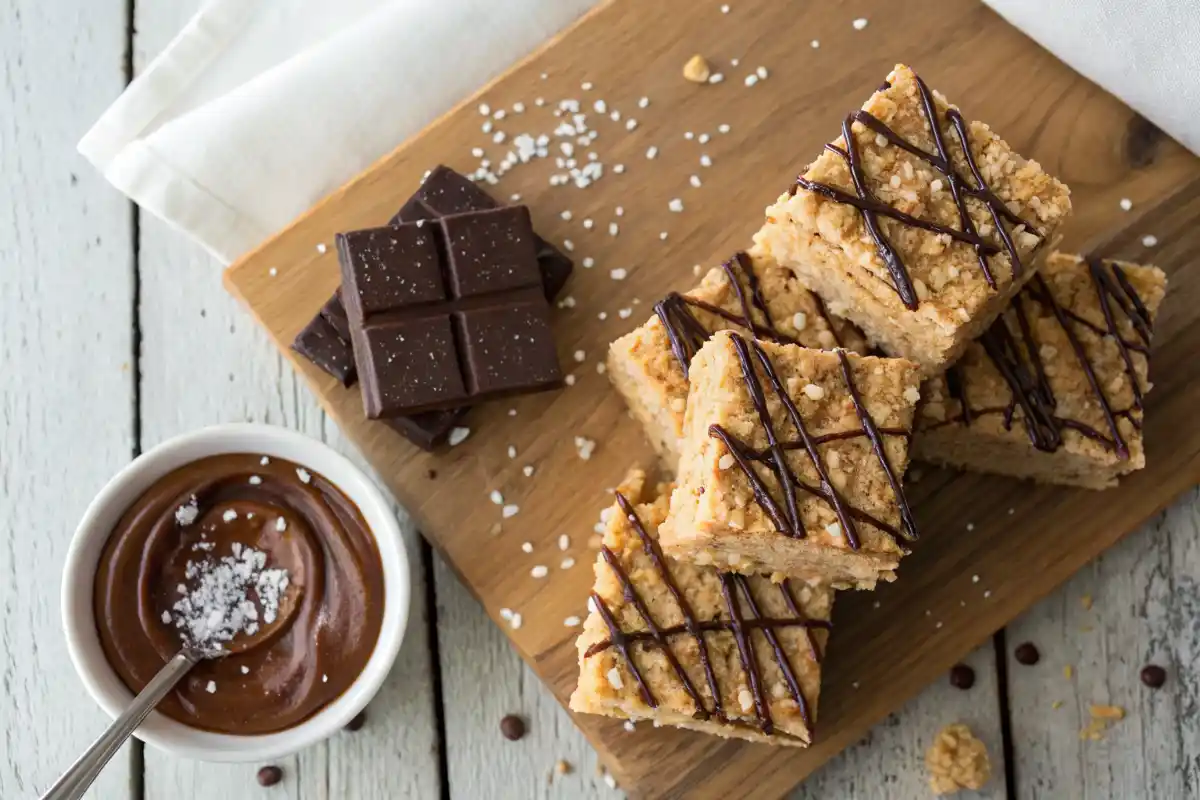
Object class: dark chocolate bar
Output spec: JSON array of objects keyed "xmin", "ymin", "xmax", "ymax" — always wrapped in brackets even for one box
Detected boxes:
[
  {"xmin": 339, "ymin": 206, "xmax": 562, "ymax": 418},
  {"xmin": 393, "ymin": 165, "xmax": 573, "ymax": 299},
  {"xmin": 291, "ymin": 295, "xmax": 357, "ymax": 387}
]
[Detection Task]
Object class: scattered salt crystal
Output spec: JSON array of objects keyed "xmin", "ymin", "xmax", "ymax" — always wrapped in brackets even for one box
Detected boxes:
[
  {"xmin": 625, "ymin": 118, "xmax": 638, "ymax": 131},
  {"xmin": 698, "ymin": 133, "xmax": 710, "ymax": 144},
  {"xmin": 241, "ymin": 665, "xmax": 250, "ymax": 675},
  {"xmin": 574, "ymin": 350, "xmax": 586, "ymax": 362},
  {"xmin": 582, "ymin": 257, "xmax": 595, "ymax": 269},
  {"xmin": 296, "ymin": 468, "xmax": 311, "ymax": 484},
  {"xmin": 684, "ymin": 131, "xmax": 694, "ymax": 140},
  {"xmin": 597, "ymin": 363, "xmax": 608, "ymax": 374},
  {"xmin": 853, "ymin": 17, "xmax": 869, "ymax": 30},
  {"xmin": 222, "ymin": 509, "xmax": 238, "ymax": 523},
  {"xmin": 617, "ymin": 308, "xmax": 632, "ymax": 319},
  {"xmin": 624, "ymin": 720, "xmax": 636, "ymax": 732},
  {"xmin": 583, "ymin": 218, "xmax": 594, "ymax": 229},
  {"xmin": 565, "ymin": 375, "xmax": 577, "ymax": 386},
  {"xmin": 575, "ymin": 436, "xmax": 597, "ymax": 460},
  {"xmin": 756, "ymin": 66, "xmax": 768, "ymax": 79},
  {"xmin": 718, "ymin": 123, "xmax": 731, "ymax": 134},
  {"xmin": 508, "ymin": 408, "xmax": 518, "ymax": 417},
  {"xmin": 558, "ymin": 534, "xmax": 570, "ymax": 551},
  {"xmin": 523, "ymin": 465, "xmax": 535, "ymax": 477},
  {"xmin": 275, "ymin": 517, "xmax": 286, "ymax": 533},
  {"xmin": 720, "ymin": 4, "xmax": 730, "ymax": 12},
  {"xmin": 493, "ymin": 109, "xmax": 506, "ymax": 120},
  {"xmin": 1120, "ymin": 198, "xmax": 1133, "ymax": 211},
  {"xmin": 249, "ymin": 475, "xmax": 262, "ymax": 486},
  {"xmin": 744, "ymin": 74, "xmax": 758, "ymax": 87},
  {"xmin": 610, "ymin": 110, "xmax": 621, "ymax": 122},
  {"xmin": 531, "ymin": 565, "xmax": 549, "ymax": 578},
  {"xmin": 161, "ymin": 610, "xmax": 171, "ymax": 624},
  {"xmin": 500, "ymin": 607, "xmax": 514, "ymax": 621},
  {"xmin": 564, "ymin": 616, "xmax": 581, "ymax": 627},
  {"xmin": 490, "ymin": 490, "xmax": 504, "ymax": 505},
  {"xmin": 700, "ymin": 154, "xmax": 712, "ymax": 167},
  {"xmin": 983, "ymin": 590, "xmax": 992, "ymax": 599},
  {"xmin": 1142, "ymin": 234, "xmax": 1158, "ymax": 247},
  {"xmin": 471, "ymin": 147, "xmax": 484, "ymax": 157},
  {"xmin": 638, "ymin": 96, "xmax": 650, "ymax": 108},
  {"xmin": 613, "ymin": 164, "xmax": 625, "ymax": 174},
  {"xmin": 448, "ymin": 427, "xmax": 471, "ymax": 446},
  {"xmin": 481, "ymin": 121, "xmax": 492, "ymax": 134},
  {"xmin": 268, "ymin": 267, "xmax": 277, "ymax": 277},
  {"xmin": 668, "ymin": 198, "xmax": 684, "ymax": 212},
  {"xmin": 322, "ymin": 674, "xmax": 329, "ymax": 683},
  {"xmin": 615, "ymin": 206, "xmax": 625, "ymax": 216},
  {"xmin": 659, "ymin": 232, "xmax": 668, "ymax": 241},
  {"xmin": 972, "ymin": 574, "xmax": 980, "ymax": 583},
  {"xmin": 206, "ymin": 681, "xmax": 217, "ymax": 694},
  {"xmin": 708, "ymin": 73, "xmax": 724, "ymax": 84},
  {"xmin": 581, "ymin": 81, "xmax": 594, "ymax": 90},
  {"xmin": 610, "ymin": 268, "xmax": 627, "ymax": 280},
  {"xmin": 645, "ymin": 146, "xmax": 658, "ymax": 160},
  {"xmin": 512, "ymin": 102, "xmax": 525, "ymax": 113},
  {"xmin": 561, "ymin": 210, "xmax": 573, "ymax": 221},
  {"xmin": 604, "ymin": 774, "xmax": 618, "ymax": 790},
  {"xmin": 175, "ymin": 497, "xmax": 199, "ymax": 527},
  {"xmin": 478, "ymin": 103, "xmax": 490, "ymax": 116},
  {"xmin": 690, "ymin": 175, "xmax": 702, "ymax": 188},
  {"xmin": 502, "ymin": 504, "xmax": 520, "ymax": 518},
  {"xmin": 260, "ymin": 456, "xmax": 270, "ymax": 466},
  {"xmin": 811, "ymin": 39, "xmax": 820, "ymax": 48},
  {"xmin": 316, "ymin": 243, "xmax": 327, "ymax": 254},
  {"xmin": 493, "ymin": 131, "xmax": 506, "ymax": 144},
  {"xmin": 967, "ymin": 523, "xmax": 975, "ymax": 531},
  {"xmin": 507, "ymin": 445, "xmax": 517, "ymax": 459},
  {"xmin": 609, "ymin": 222, "xmax": 620, "ymax": 236},
  {"xmin": 521, "ymin": 542, "xmax": 533, "ymax": 553}
]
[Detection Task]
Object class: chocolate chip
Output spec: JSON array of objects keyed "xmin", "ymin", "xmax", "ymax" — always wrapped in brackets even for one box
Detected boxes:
[
  {"xmin": 949, "ymin": 664, "xmax": 975, "ymax": 690},
  {"xmin": 1014, "ymin": 642, "xmax": 1040, "ymax": 665},
  {"xmin": 500, "ymin": 714, "xmax": 526, "ymax": 741},
  {"xmin": 1140, "ymin": 664, "xmax": 1167, "ymax": 688},
  {"xmin": 257, "ymin": 766, "xmax": 283, "ymax": 787},
  {"xmin": 345, "ymin": 710, "xmax": 367, "ymax": 731}
]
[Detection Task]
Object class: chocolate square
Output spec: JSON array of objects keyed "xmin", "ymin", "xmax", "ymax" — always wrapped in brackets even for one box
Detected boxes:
[
  {"xmin": 340, "ymin": 208, "xmax": 561, "ymax": 417},
  {"xmin": 321, "ymin": 291, "xmax": 352, "ymax": 340},
  {"xmin": 382, "ymin": 407, "xmax": 469, "ymax": 450},
  {"xmin": 392, "ymin": 165, "xmax": 572, "ymax": 300},
  {"xmin": 441, "ymin": 207, "xmax": 542, "ymax": 297},
  {"xmin": 459, "ymin": 302, "xmax": 560, "ymax": 394},
  {"xmin": 357, "ymin": 317, "xmax": 467, "ymax": 416}
]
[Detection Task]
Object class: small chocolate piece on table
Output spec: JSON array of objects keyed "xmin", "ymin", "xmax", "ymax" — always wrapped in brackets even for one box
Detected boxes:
[
  {"xmin": 499, "ymin": 714, "xmax": 526, "ymax": 740},
  {"xmin": 1140, "ymin": 664, "xmax": 1167, "ymax": 688},
  {"xmin": 344, "ymin": 710, "xmax": 367, "ymax": 731},
  {"xmin": 1013, "ymin": 642, "xmax": 1040, "ymax": 665},
  {"xmin": 257, "ymin": 765, "xmax": 283, "ymax": 787},
  {"xmin": 949, "ymin": 664, "xmax": 976, "ymax": 690},
  {"xmin": 339, "ymin": 206, "xmax": 562, "ymax": 417}
]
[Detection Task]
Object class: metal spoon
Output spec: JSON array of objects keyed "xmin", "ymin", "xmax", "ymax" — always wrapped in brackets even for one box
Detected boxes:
[{"xmin": 40, "ymin": 648, "xmax": 205, "ymax": 800}]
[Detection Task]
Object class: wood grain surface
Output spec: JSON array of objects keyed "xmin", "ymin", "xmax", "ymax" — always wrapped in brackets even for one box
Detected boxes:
[{"xmin": 211, "ymin": 0, "xmax": 1198, "ymax": 796}]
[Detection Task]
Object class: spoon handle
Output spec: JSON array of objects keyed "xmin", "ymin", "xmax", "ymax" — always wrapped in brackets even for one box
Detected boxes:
[{"xmin": 41, "ymin": 649, "xmax": 201, "ymax": 800}]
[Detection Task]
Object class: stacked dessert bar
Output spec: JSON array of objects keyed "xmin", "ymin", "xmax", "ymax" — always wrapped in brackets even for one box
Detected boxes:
[{"xmin": 572, "ymin": 64, "xmax": 1168, "ymax": 745}]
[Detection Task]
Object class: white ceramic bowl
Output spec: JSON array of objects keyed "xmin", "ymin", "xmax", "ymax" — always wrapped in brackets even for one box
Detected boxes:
[{"xmin": 62, "ymin": 423, "xmax": 410, "ymax": 762}]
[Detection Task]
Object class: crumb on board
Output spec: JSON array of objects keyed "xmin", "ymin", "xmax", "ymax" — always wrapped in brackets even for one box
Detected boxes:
[{"xmin": 926, "ymin": 723, "xmax": 990, "ymax": 795}]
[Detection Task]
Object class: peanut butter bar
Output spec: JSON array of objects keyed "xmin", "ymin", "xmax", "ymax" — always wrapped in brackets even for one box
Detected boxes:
[
  {"xmin": 569, "ymin": 469, "xmax": 833, "ymax": 746},
  {"xmin": 755, "ymin": 64, "xmax": 1072, "ymax": 376},
  {"xmin": 614, "ymin": 247, "xmax": 868, "ymax": 465},
  {"xmin": 607, "ymin": 248, "xmax": 868, "ymax": 467},
  {"xmin": 661, "ymin": 331, "xmax": 921, "ymax": 589},
  {"xmin": 913, "ymin": 252, "xmax": 1167, "ymax": 489}
]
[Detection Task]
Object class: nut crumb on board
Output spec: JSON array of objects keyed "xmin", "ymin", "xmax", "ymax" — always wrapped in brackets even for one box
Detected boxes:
[
  {"xmin": 926, "ymin": 723, "xmax": 990, "ymax": 795},
  {"xmin": 683, "ymin": 54, "xmax": 712, "ymax": 83}
]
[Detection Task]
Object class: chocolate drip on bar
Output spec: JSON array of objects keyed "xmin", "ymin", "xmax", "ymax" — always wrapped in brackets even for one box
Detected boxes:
[
  {"xmin": 709, "ymin": 333, "xmax": 918, "ymax": 551},
  {"xmin": 792, "ymin": 71, "xmax": 1043, "ymax": 310},
  {"xmin": 654, "ymin": 251, "xmax": 842, "ymax": 379},
  {"xmin": 585, "ymin": 493, "xmax": 826, "ymax": 735},
  {"xmin": 938, "ymin": 259, "xmax": 1153, "ymax": 458}
]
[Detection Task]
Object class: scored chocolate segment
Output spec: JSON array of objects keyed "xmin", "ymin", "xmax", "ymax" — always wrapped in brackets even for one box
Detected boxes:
[
  {"xmin": 292, "ymin": 313, "xmax": 356, "ymax": 387},
  {"xmin": 339, "ymin": 206, "xmax": 562, "ymax": 418},
  {"xmin": 393, "ymin": 165, "xmax": 573, "ymax": 299}
]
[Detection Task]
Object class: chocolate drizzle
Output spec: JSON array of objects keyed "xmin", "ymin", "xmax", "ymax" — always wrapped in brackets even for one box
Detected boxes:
[
  {"xmin": 710, "ymin": 333, "xmax": 918, "ymax": 551},
  {"xmin": 654, "ymin": 251, "xmax": 842, "ymax": 379},
  {"xmin": 939, "ymin": 258, "xmax": 1153, "ymax": 458},
  {"xmin": 585, "ymin": 493, "xmax": 829, "ymax": 737},
  {"xmin": 792, "ymin": 71, "xmax": 1043, "ymax": 310}
]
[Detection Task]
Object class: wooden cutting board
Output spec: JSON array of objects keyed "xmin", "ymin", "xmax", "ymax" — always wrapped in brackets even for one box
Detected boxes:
[{"xmin": 225, "ymin": 0, "xmax": 1200, "ymax": 795}]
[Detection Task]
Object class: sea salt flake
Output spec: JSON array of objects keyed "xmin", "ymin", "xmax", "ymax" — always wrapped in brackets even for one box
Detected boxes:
[
  {"xmin": 531, "ymin": 565, "xmax": 549, "ymax": 578},
  {"xmin": 645, "ymin": 146, "xmax": 658, "ymax": 160},
  {"xmin": 248, "ymin": 475, "xmax": 262, "ymax": 486},
  {"xmin": 175, "ymin": 497, "xmax": 200, "ymax": 527},
  {"xmin": 506, "ymin": 445, "xmax": 517, "ymax": 459},
  {"xmin": 296, "ymin": 468, "xmax": 312, "ymax": 484},
  {"xmin": 564, "ymin": 615, "xmax": 581, "ymax": 627},
  {"xmin": 690, "ymin": 175, "xmax": 702, "ymax": 188},
  {"xmin": 222, "ymin": 509, "xmax": 238, "ymax": 523},
  {"xmin": 1120, "ymin": 198, "xmax": 1133, "ymax": 211},
  {"xmin": 241, "ymin": 666, "xmax": 250, "ymax": 675},
  {"xmin": 668, "ymin": 198, "xmax": 684, "ymax": 212},
  {"xmin": 521, "ymin": 542, "xmax": 533, "ymax": 553},
  {"xmin": 316, "ymin": 243, "xmax": 327, "ymax": 254},
  {"xmin": 1142, "ymin": 234, "xmax": 1159, "ymax": 247},
  {"xmin": 260, "ymin": 456, "xmax": 270, "ymax": 466},
  {"xmin": 490, "ymin": 490, "xmax": 505, "ymax": 505},
  {"xmin": 853, "ymin": 17, "xmax": 869, "ymax": 30},
  {"xmin": 523, "ymin": 465, "xmax": 535, "ymax": 477},
  {"xmin": 206, "ymin": 681, "xmax": 217, "ymax": 694},
  {"xmin": 718, "ymin": 123, "xmax": 731, "ymax": 134},
  {"xmin": 502, "ymin": 504, "xmax": 520, "ymax": 518},
  {"xmin": 448, "ymin": 427, "xmax": 471, "ymax": 446},
  {"xmin": 275, "ymin": 517, "xmax": 287, "ymax": 532},
  {"xmin": 610, "ymin": 268, "xmax": 627, "ymax": 280}
]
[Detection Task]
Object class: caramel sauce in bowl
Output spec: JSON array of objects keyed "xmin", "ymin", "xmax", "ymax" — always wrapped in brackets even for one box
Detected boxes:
[{"xmin": 62, "ymin": 425, "xmax": 410, "ymax": 762}]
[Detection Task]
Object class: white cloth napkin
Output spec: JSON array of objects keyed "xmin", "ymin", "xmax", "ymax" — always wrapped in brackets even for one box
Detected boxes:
[{"xmin": 80, "ymin": 0, "xmax": 1199, "ymax": 265}]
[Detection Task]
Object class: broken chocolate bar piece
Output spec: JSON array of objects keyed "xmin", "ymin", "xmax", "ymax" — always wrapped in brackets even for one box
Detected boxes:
[
  {"xmin": 393, "ymin": 165, "xmax": 573, "ymax": 299},
  {"xmin": 339, "ymin": 206, "xmax": 562, "ymax": 417},
  {"xmin": 291, "ymin": 294, "xmax": 358, "ymax": 386}
]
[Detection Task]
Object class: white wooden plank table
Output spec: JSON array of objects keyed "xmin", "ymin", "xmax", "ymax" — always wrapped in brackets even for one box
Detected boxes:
[{"xmin": 2, "ymin": 3, "xmax": 1197, "ymax": 798}]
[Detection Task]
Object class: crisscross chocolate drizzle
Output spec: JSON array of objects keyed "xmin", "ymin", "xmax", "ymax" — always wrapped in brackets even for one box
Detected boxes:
[
  {"xmin": 654, "ymin": 251, "xmax": 843, "ymax": 379},
  {"xmin": 585, "ymin": 492, "xmax": 829, "ymax": 737},
  {"xmin": 710, "ymin": 333, "xmax": 918, "ymax": 552},
  {"xmin": 791, "ymin": 72, "xmax": 1044, "ymax": 310},
  {"xmin": 938, "ymin": 258, "xmax": 1153, "ymax": 458}
]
